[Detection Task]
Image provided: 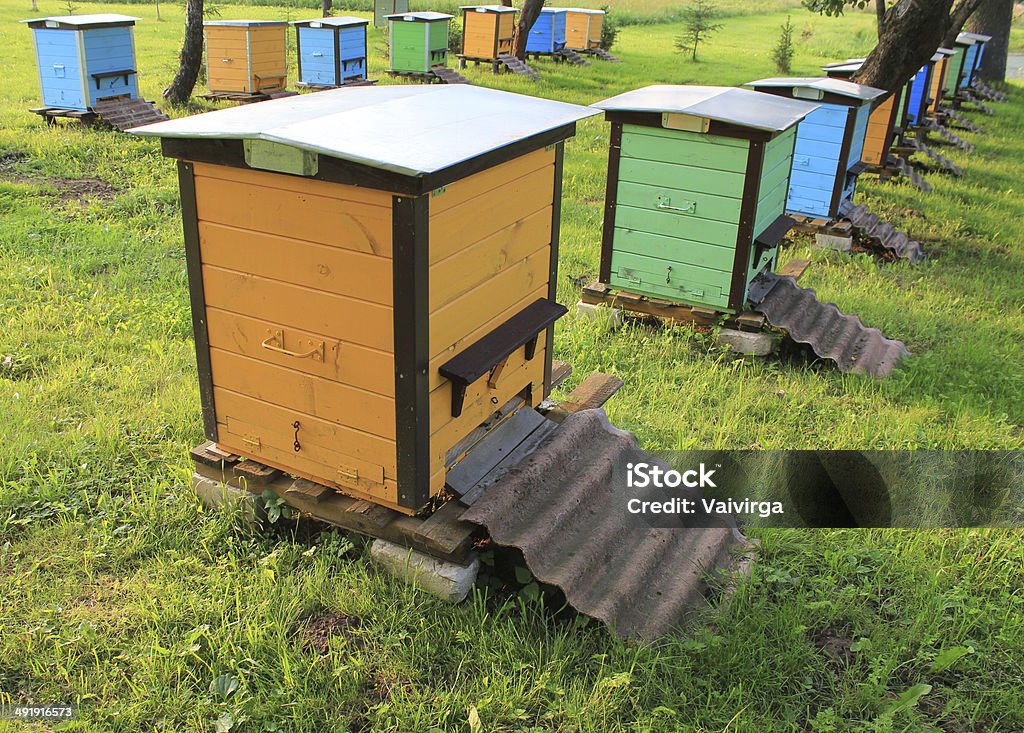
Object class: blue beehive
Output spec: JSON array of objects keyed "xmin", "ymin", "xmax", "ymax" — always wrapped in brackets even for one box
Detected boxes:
[
  {"xmin": 293, "ymin": 17, "xmax": 369, "ymax": 88},
  {"xmin": 960, "ymin": 31, "xmax": 991, "ymax": 88},
  {"xmin": 526, "ymin": 8, "xmax": 568, "ymax": 54},
  {"xmin": 747, "ymin": 77, "xmax": 884, "ymax": 221},
  {"xmin": 906, "ymin": 57, "xmax": 935, "ymax": 127},
  {"xmin": 21, "ymin": 14, "xmax": 141, "ymax": 112}
]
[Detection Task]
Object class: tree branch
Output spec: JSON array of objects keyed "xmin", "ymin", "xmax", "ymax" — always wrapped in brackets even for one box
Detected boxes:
[
  {"xmin": 875, "ymin": 0, "xmax": 887, "ymax": 34},
  {"xmin": 943, "ymin": 0, "xmax": 984, "ymax": 45}
]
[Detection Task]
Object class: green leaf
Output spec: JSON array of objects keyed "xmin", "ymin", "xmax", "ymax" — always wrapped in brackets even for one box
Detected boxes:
[
  {"xmin": 520, "ymin": 582, "xmax": 541, "ymax": 603},
  {"xmin": 849, "ymin": 637, "xmax": 872, "ymax": 652},
  {"xmin": 885, "ymin": 683, "xmax": 932, "ymax": 715},
  {"xmin": 513, "ymin": 565, "xmax": 533, "ymax": 585},
  {"xmin": 211, "ymin": 672, "xmax": 239, "ymax": 701},
  {"xmin": 215, "ymin": 712, "xmax": 234, "ymax": 733},
  {"xmin": 931, "ymin": 645, "xmax": 974, "ymax": 673},
  {"xmin": 468, "ymin": 705, "xmax": 482, "ymax": 733}
]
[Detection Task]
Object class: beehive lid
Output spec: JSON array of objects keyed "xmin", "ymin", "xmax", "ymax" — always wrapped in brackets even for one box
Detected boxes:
[
  {"xmin": 386, "ymin": 11, "xmax": 453, "ymax": 21},
  {"xmin": 20, "ymin": 14, "xmax": 139, "ymax": 28},
  {"xmin": 593, "ymin": 85, "xmax": 819, "ymax": 133},
  {"xmin": 747, "ymin": 77, "xmax": 885, "ymax": 103},
  {"xmin": 954, "ymin": 32, "xmax": 980, "ymax": 45},
  {"xmin": 959, "ymin": 31, "xmax": 991, "ymax": 43},
  {"xmin": 130, "ymin": 85, "xmax": 597, "ymax": 177},
  {"xmin": 292, "ymin": 16, "xmax": 368, "ymax": 26},
  {"xmin": 539, "ymin": 7, "xmax": 570, "ymax": 13},
  {"xmin": 931, "ymin": 51, "xmax": 945, "ymax": 62},
  {"xmin": 460, "ymin": 5, "xmax": 518, "ymax": 12},
  {"xmin": 937, "ymin": 47, "xmax": 956, "ymax": 55},
  {"xmin": 203, "ymin": 20, "xmax": 289, "ymax": 26},
  {"xmin": 822, "ymin": 59, "xmax": 864, "ymax": 74},
  {"xmin": 562, "ymin": 7, "xmax": 606, "ymax": 13}
]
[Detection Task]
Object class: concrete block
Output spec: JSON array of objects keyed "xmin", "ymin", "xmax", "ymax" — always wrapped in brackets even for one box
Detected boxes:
[
  {"xmin": 370, "ymin": 539, "xmax": 480, "ymax": 603},
  {"xmin": 814, "ymin": 232, "xmax": 853, "ymax": 252},
  {"xmin": 717, "ymin": 328, "xmax": 776, "ymax": 357},
  {"xmin": 576, "ymin": 300, "xmax": 623, "ymax": 328},
  {"xmin": 192, "ymin": 472, "xmax": 261, "ymax": 523}
]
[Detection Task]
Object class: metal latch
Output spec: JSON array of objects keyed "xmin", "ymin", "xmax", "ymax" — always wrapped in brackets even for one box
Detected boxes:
[{"xmin": 657, "ymin": 195, "xmax": 696, "ymax": 214}]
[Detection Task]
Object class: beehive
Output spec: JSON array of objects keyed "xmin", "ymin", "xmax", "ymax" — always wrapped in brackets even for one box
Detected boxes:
[
  {"xmin": 293, "ymin": 17, "xmax": 369, "ymax": 88},
  {"xmin": 387, "ymin": 12, "xmax": 452, "ymax": 74},
  {"xmin": 460, "ymin": 5, "xmax": 517, "ymax": 62},
  {"xmin": 563, "ymin": 8, "xmax": 603, "ymax": 51},
  {"xmin": 374, "ymin": 0, "xmax": 409, "ymax": 27},
  {"xmin": 21, "ymin": 14, "xmax": 141, "ymax": 112},
  {"xmin": 959, "ymin": 31, "xmax": 991, "ymax": 88},
  {"xmin": 592, "ymin": 85, "xmax": 818, "ymax": 312},
  {"xmin": 204, "ymin": 20, "xmax": 288, "ymax": 95},
  {"xmin": 928, "ymin": 48, "xmax": 955, "ymax": 114},
  {"xmin": 130, "ymin": 86, "xmax": 595, "ymax": 513},
  {"xmin": 904, "ymin": 57, "xmax": 936, "ymax": 127},
  {"xmin": 526, "ymin": 8, "xmax": 568, "ymax": 55},
  {"xmin": 823, "ymin": 59, "xmax": 902, "ymax": 168},
  {"xmin": 944, "ymin": 36, "xmax": 973, "ymax": 97},
  {"xmin": 747, "ymin": 77, "xmax": 885, "ymax": 221}
]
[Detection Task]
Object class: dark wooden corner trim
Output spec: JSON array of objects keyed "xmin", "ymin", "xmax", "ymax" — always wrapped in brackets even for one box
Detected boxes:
[
  {"xmin": 730, "ymin": 141, "xmax": 765, "ymax": 311},
  {"xmin": 599, "ymin": 122, "xmax": 622, "ymax": 284},
  {"xmin": 178, "ymin": 161, "xmax": 218, "ymax": 442},
  {"xmin": 830, "ymin": 106, "xmax": 857, "ymax": 217},
  {"xmin": 392, "ymin": 194, "xmax": 431, "ymax": 510},
  {"xmin": 545, "ymin": 141, "xmax": 564, "ymax": 396}
]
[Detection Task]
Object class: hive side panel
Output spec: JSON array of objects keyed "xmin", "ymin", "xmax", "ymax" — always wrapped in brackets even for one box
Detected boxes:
[
  {"xmin": 787, "ymin": 105, "xmax": 845, "ymax": 219},
  {"xmin": 753, "ymin": 127, "xmax": 795, "ymax": 238},
  {"xmin": 32, "ymin": 28, "xmax": 87, "ymax": 110},
  {"xmin": 589, "ymin": 14, "xmax": 602, "ymax": 46},
  {"xmin": 945, "ymin": 50, "xmax": 964, "ymax": 95},
  {"xmin": 846, "ymin": 104, "xmax": 870, "ymax": 170},
  {"xmin": 248, "ymin": 26, "xmax": 287, "ymax": 91},
  {"xmin": 463, "ymin": 11, "xmax": 497, "ymax": 59},
  {"xmin": 960, "ymin": 45, "xmax": 978, "ymax": 88},
  {"xmin": 205, "ymin": 26, "xmax": 251, "ymax": 92},
  {"xmin": 297, "ymin": 26, "xmax": 336, "ymax": 86},
  {"xmin": 863, "ymin": 93, "xmax": 895, "ymax": 166},
  {"xmin": 189, "ymin": 162, "xmax": 399, "ymax": 504},
  {"xmin": 390, "ymin": 20, "xmax": 426, "ymax": 72},
  {"xmin": 564, "ymin": 12, "xmax": 587, "ymax": 50},
  {"xmin": 497, "ymin": 12, "xmax": 515, "ymax": 54},
  {"xmin": 82, "ymin": 26, "xmax": 139, "ymax": 105}
]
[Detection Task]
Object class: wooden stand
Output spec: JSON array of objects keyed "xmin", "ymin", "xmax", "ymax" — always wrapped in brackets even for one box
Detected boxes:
[
  {"xmin": 189, "ymin": 362, "xmax": 628, "ymax": 565},
  {"xmin": 199, "ymin": 90, "xmax": 299, "ymax": 104},
  {"xmin": 580, "ymin": 259, "xmax": 810, "ymax": 333},
  {"xmin": 295, "ymin": 79, "xmax": 378, "ymax": 91},
  {"xmin": 30, "ymin": 106, "xmax": 97, "ymax": 127}
]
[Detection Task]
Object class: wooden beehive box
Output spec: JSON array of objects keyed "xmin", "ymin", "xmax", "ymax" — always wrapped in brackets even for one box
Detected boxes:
[
  {"xmin": 564, "ymin": 8, "xmax": 603, "ymax": 51},
  {"xmin": 822, "ymin": 59, "xmax": 908, "ymax": 168},
  {"xmin": 747, "ymin": 77, "xmax": 884, "ymax": 222},
  {"xmin": 526, "ymin": 8, "xmax": 568, "ymax": 55},
  {"xmin": 928, "ymin": 48, "xmax": 956, "ymax": 114},
  {"xmin": 902, "ymin": 57, "xmax": 934, "ymax": 127},
  {"xmin": 204, "ymin": 20, "xmax": 288, "ymax": 95},
  {"xmin": 460, "ymin": 5, "xmax": 517, "ymax": 62},
  {"xmin": 387, "ymin": 11, "xmax": 452, "ymax": 74},
  {"xmin": 592, "ymin": 85, "xmax": 818, "ymax": 313},
  {"xmin": 21, "ymin": 14, "xmax": 141, "ymax": 112},
  {"xmin": 292, "ymin": 17, "xmax": 369, "ymax": 88},
  {"xmin": 130, "ymin": 86, "xmax": 596, "ymax": 513},
  {"xmin": 944, "ymin": 37, "xmax": 973, "ymax": 98},
  {"xmin": 374, "ymin": 0, "xmax": 409, "ymax": 28}
]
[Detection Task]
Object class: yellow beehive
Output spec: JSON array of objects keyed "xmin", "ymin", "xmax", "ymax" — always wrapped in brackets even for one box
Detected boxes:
[
  {"xmin": 928, "ymin": 48, "xmax": 954, "ymax": 114},
  {"xmin": 564, "ymin": 8, "xmax": 602, "ymax": 51},
  {"xmin": 131, "ymin": 86, "xmax": 596, "ymax": 513},
  {"xmin": 204, "ymin": 20, "xmax": 288, "ymax": 95},
  {"xmin": 460, "ymin": 5, "xmax": 517, "ymax": 62}
]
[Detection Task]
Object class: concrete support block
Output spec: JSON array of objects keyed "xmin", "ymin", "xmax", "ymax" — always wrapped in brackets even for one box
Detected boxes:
[
  {"xmin": 370, "ymin": 539, "xmax": 480, "ymax": 603},
  {"xmin": 815, "ymin": 232, "xmax": 854, "ymax": 252},
  {"xmin": 576, "ymin": 300, "xmax": 623, "ymax": 328},
  {"xmin": 717, "ymin": 328, "xmax": 776, "ymax": 357},
  {"xmin": 192, "ymin": 472, "xmax": 261, "ymax": 523}
]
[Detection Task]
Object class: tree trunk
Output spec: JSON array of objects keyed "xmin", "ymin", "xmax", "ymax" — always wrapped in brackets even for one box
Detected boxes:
[
  {"xmin": 512, "ymin": 0, "xmax": 544, "ymax": 60},
  {"xmin": 969, "ymin": 0, "xmax": 1012, "ymax": 81},
  {"xmin": 874, "ymin": 0, "xmax": 887, "ymax": 34},
  {"xmin": 163, "ymin": 0, "xmax": 204, "ymax": 106},
  {"xmin": 322, "ymin": 0, "xmax": 332, "ymax": 17}
]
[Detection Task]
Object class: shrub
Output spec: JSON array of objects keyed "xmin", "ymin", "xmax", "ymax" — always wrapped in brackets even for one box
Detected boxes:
[{"xmin": 771, "ymin": 16, "xmax": 796, "ymax": 73}]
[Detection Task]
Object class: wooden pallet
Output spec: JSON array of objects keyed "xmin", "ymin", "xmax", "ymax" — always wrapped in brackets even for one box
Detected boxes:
[
  {"xmin": 581, "ymin": 259, "xmax": 810, "ymax": 331},
  {"xmin": 497, "ymin": 54, "xmax": 541, "ymax": 79},
  {"xmin": 199, "ymin": 90, "xmax": 299, "ymax": 104},
  {"xmin": 92, "ymin": 96, "xmax": 169, "ymax": 130},
  {"xmin": 295, "ymin": 78, "xmax": 378, "ymax": 90},
  {"xmin": 190, "ymin": 362, "xmax": 620, "ymax": 566},
  {"xmin": 430, "ymin": 67, "xmax": 472, "ymax": 85},
  {"xmin": 29, "ymin": 106, "xmax": 97, "ymax": 126},
  {"xmin": 789, "ymin": 215, "xmax": 853, "ymax": 237}
]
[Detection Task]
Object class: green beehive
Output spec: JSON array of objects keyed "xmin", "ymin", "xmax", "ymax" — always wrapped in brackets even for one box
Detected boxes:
[
  {"xmin": 593, "ymin": 86, "xmax": 819, "ymax": 313},
  {"xmin": 387, "ymin": 11, "xmax": 452, "ymax": 74}
]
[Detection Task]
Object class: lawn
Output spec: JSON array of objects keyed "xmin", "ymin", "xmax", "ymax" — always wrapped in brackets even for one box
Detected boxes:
[{"xmin": 1, "ymin": 1, "xmax": 1023, "ymax": 731}]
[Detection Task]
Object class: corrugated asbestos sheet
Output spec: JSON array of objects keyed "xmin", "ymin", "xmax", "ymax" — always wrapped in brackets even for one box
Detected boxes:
[
  {"xmin": 886, "ymin": 155, "xmax": 932, "ymax": 193},
  {"xmin": 840, "ymin": 201, "xmax": 926, "ymax": 263},
  {"xmin": 927, "ymin": 118, "xmax": 977, "ymax": 150},
  {"xmin": 461, "ymin": 409, "xmax": 751, "ymax": 641},
  {"xmin": 907, "ymin": 137, "xmax": 963, "ymax": 176},
  {"xmin": 748, "ymin": 273, "xmax": 909, "ymax": 378}
]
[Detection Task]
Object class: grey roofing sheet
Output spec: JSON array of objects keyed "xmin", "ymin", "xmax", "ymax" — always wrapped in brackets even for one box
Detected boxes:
[
  {"xmin": 931, "ymin": 52, "xmax": 944, "ymax": 62},
  {"xmin": 460, "ymin": 4, "xmax": 518, "ymax": 12},
  {"xmin": 747, "ymin": 76, "xmax": 886, "ymax": 102},
  {"xmin": 959, "ymin": 31, "xmax": 991, "ymax": 43},
  {"xmin": 20, "ymin": 13, "xmax": 139, "ymax": 25},
  {"xmin": 203, "ymin": 19, "xmax": 289, "ymax": 26},
  {"xmin": 822, "ymin": 59, "xmax": 864, "ymax": 73},
  {"xmin": 562, "ymin": 7, "xmax": 605, "ymax": 13},
  {"xmin": 955, "ymin": 32, "xmax": 980, "ymax": 45},
  {"xmin": 386, "ymin": 11, "xmax": 453, "ymax": 20},
  {"xmin": 129, "ymin": 85, "xmax": 597, "ymax": 177},
  {"xmin": 593, "ymin": 85, "xmax": 819, "ymax": 132},
  {"xmin": 292, "ymin": 16, "xmax": 368, "ymax": 26},
  {"xmin": 461, "ymin": 409, "xmax": 751, "ymax": 641},
  {"xmin": 540, "ymin": 7, "xmax": 570, "ymax": 12},
  {"xmin": 937, "ymin": 47, "xmax": 956, "ymax": 55}
]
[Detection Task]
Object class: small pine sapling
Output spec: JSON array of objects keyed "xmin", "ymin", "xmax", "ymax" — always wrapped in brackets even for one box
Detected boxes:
[
  {"xmin": 772, "ymin": 16, "xmax": 796, "ymax": 73},
  {"xmin": 675, "ymin": 0, "xmax": 723, "ymax": 61}
]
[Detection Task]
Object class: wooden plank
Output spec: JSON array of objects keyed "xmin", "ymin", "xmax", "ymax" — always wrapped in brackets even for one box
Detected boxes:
[
  {"xmin": 459, "ymin": 419, "xmax": 558, "ymax": 506},
  {"xmin": 445, "ymin": 408, "xmax": 547, "ymax": 495},
  {"xmin": 444, "ymin": 396, "xmax": 525, "ymax": 467},
  {"xmin": 581, "ymin": 281, "xmax": 723, "ymax": 326},
  {"xmin": 201, "ymin": 264, "xmax": 394, "ymax": 353},
  {"xmin": 429, "ymin": 147, "xmax": 553, "ymax": 214},
  {"xmin": 550, "ymin": 360, "xmax": 572, "ymax": 389},
  {"xmin": 558, "ymin": 372, "xmax": 624, "ymax": 414},
  {"xmin": 412, "ymin": 499, "xmax": 479, "ymax": 560},
  {"xmin": 286, "ymin": 476, "xmax": 332, "ymax": 502}
]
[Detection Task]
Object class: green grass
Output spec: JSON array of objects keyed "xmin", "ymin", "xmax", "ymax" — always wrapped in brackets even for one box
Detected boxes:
[{"xmin": 2, "ymin": 2, "xmax": 1023, "ymax": 731}]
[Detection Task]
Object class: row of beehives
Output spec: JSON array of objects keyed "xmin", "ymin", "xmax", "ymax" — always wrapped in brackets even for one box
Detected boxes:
[
  {"xmin": 20, "ymin": 6, "xmax": 605, "ymax": 110},
  {"xmin": 121, "ymin": 28, "xmax": 997, "ymax": 513}
]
